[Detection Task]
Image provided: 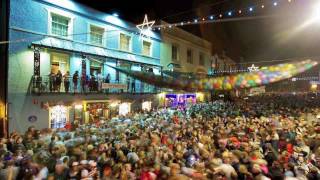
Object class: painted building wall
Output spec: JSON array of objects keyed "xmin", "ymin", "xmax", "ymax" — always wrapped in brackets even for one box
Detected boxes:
[
  {"xmin": 8, "ymin": 0, "xmax": 161, "ymax": 133},
  {"xmin": 160, "ymin": 22, "xmax": 212, "ymax": 73}
]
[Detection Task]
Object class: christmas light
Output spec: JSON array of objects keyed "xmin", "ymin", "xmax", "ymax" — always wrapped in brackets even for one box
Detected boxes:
[
  {"xmin": 136, "ymin": 14, "xmax": 155, "ymax": 39},
  {"xmin": 248, "ymin": 64, "xmax": 259, "ymax": 72}
]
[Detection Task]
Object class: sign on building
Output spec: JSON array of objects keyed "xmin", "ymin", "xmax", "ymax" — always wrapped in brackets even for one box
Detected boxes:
[
  {"xmin": 102, "ymin": 83, "xmax": 127, "ymax": 90},
  {"xmin": 249, "ymin": 86, "xmax": 266, "ymax": 95}
]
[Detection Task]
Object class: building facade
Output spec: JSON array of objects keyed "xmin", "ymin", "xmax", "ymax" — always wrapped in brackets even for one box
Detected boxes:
[
  {"xmin": 8, "ymin": 0, "xmax": 162, "ymax": 133},
  {"xmin": 160, "ymin": 21, "xmax": 212, "ymax": 74}
]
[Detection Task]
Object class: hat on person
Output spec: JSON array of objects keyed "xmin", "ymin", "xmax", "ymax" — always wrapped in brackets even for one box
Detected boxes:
[
  {"xmin": 80, "ymin": 160, "xmax": 88, "ymax": 165},
  {"xmin": 88, "ymin": 160, "xmax": 97, "ymax": 167}
]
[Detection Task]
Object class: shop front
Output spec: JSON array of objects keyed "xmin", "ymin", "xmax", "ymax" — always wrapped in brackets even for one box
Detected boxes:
[{"xmin": 158, "ymin": 92, "xmax": 205, "ymax": 108}]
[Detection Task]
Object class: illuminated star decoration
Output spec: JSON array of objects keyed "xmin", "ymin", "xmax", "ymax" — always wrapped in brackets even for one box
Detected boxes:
[
  {"xmin": 248, "ymin": 64, "xmax": 259, "ymax": 72},
  {"xmin": 136, "ymin": 14, "xmax": 155, "ymax": 40}
]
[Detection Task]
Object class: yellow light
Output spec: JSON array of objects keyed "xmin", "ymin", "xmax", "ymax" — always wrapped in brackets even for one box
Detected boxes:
[
  {"xmin": 157, "ymin": 92, "xmax": 165, "ymax": 99},
  {"xmin": 196, "ymin": 92, "xmax": 204, "ymax": 102},
  {"xmin": 311, "ymin": 84, "xmax": 317, "ymax": 90},
  {"xmin": 74, "ymin": 104, "xmax": 83, "ymax": 110},
  {"xmin": 110, "ymin": 102, "xmax": 119, "ymax": 107}
]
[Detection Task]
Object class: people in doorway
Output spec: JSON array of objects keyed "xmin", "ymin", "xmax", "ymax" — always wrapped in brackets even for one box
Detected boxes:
[
  {"xmin": 131, "ymin": 78, "xmax": 136, "ymax": 93},
  {"xmin": 81, "ymin": 74, "xmax": 87, "ymax": 93},
  {"xmin": 97, "ymin": 72, "xmax": 103, "ymax": 92},
  {"xmin": 72, "ymin": 71, "xmax": 79, "ymax": 93},
  {"xmin": 104, "ymin": 74, "xmax": 110, "ymax": 93},
  {"xmin": 48, "ymin": 70, "xmax": 56, "ymax": 92},
  {"xmin": 55, "ymin": 70, "xmax": 62, "ymax": 92},
  {"xmin": 63, "ymin": 71, "xmax": 70, "ymax": 93}
]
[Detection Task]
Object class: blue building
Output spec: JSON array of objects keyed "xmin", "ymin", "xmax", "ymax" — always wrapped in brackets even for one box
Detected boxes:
[{"xmin": 8, "ymin": 0, "xmax": 162, "ymax": 132}]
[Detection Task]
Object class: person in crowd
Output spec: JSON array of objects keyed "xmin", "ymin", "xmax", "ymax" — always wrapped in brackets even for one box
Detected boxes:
[
  {"xmin": 0, "ymin": 93, "xmax": 320, "ymax": 179},
  {"xmin": 63, "ymin": 71, "xmax": 70, "ymax": 93},
  {"xmin": 72, "ymin": 71, "xmax": 79, "ymax": 93}
]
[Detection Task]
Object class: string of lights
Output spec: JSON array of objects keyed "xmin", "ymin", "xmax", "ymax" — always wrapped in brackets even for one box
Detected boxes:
[{"xmin": 152, "ymin": 0, "xmax": 295, "ymax": 30}]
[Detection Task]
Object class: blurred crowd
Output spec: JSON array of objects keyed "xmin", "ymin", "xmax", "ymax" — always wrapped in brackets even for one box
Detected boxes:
[{"xmin": 1, "ymin": 94, "xmax": 320, "ymax": 180}]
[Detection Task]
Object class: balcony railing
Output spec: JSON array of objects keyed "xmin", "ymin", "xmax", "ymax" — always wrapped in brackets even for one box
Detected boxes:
[{"xmin": 31, "ymin": 75, "xmax": 160, "ymax": 94}]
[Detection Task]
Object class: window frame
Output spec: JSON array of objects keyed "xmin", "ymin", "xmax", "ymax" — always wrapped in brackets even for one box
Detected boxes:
[
  {"xmin": 47, "ymin": 9, "xmax": 74, "ymax": 40},
  {"xmin": 141, "ymin": 39, "xmax": 153, "ymax": 57},
  {"xmin": 119, "ymin": 32, "xmax": 132, "ymax": 52},
  {"xmin": 187, "ymin": 49, "xmax": 193, "ymax": 64},
  {"xmin": 199, "ymin": 52, "xmax": 205, "ymax": 66},
  {"xmin": 171, "ymin": 44, "xmax": 179, "ymax": 61},
  {"xmin": 88, "ymin": 23, "xmax": 106, "ymax": 47}
]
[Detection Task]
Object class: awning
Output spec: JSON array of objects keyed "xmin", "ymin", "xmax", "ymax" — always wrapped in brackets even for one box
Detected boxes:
[{"xmin": 32, "ymin": 37, "xmax": 161, "ymax": 67}]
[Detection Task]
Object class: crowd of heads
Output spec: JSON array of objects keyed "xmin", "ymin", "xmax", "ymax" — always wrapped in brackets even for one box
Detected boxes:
[{"xmin": 1, "ymin": 93, "xmax": 320, "ymax": 179}]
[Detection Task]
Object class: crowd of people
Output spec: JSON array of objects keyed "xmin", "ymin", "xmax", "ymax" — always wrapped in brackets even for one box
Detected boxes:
[{"xmin": 1, "ymin": 94, "xmax": 320, "ymax": 179}]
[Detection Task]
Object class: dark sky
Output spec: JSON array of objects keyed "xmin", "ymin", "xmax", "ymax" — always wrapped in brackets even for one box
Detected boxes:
[{"xmin": 74, "ymin": 0, "xmax": 320, "ymax": 62}]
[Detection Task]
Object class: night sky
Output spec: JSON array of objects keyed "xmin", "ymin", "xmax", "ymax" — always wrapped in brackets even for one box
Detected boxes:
[{"xmin": 74, "ymin": 0, "xmax": 320, "ymax": 62}]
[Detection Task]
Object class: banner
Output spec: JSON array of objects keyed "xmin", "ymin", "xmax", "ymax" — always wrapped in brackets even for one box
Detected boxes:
[
  {"xmin": 250, "ymin": 86, "xmax": 266, "ymax": 95},
  {"xmin": 102, "ymin": 83, "xmax": 127, "ymax": 89}
]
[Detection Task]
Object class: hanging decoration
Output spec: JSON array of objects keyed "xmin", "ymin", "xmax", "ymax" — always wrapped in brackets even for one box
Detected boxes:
[
  {"xmin": 108, "ymin": 59, "xmax": 318, "ymax": 91},
  {"xmin": 248, "ymin": 64, "xmax": 259, "ymax": 72},
  {"xmin": 136, "ymin": 14, "xmax": 155, "ymax": 40}
]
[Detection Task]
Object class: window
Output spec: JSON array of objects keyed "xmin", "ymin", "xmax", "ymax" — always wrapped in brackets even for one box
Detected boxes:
[
  {"xmin": 90, "ymin": 25, "xmax": 104, "ymax": 46},
  {"xmin": 120, "ymin": 33, "xmax": 131, "ymax": 51},
  {"xmin": 187, "ymin": 49, "xmax": 193, "ymax": 64},
  {"xmin": 172, "ymin": 45, "xmax": 179, "ymax": 61},
  {"xmin": 49, "ymin": 105, "xmax": 68, "ymax": 129},
  {"xmin": 142, "ymin": 40, "xmax": 152, "ymax": 56},
  {"xmin": 51, "ymin": 13, "xmax": 70, "ymax": 37},
  {"xmin": 199, "ymin": 53, "xmax": 205, "ymax": 66},
  {"xmin": 50, "ymin": 52, "xmax": 70, "ymax": 75}
]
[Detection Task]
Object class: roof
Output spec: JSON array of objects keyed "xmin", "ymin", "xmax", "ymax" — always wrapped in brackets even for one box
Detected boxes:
[{"xmin": 32, "ymin": 37, "xmax": 161, "ymax": 67}]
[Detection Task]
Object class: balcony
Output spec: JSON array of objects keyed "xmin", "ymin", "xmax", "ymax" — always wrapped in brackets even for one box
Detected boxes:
[{"xmin": 31, "ymin": 75, "xmax": 160, "ymax": 95}]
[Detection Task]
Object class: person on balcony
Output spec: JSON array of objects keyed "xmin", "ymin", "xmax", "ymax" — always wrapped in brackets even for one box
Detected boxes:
[
  {"xmin": 89, "ymin": 74, "xmax": 96, "ymax": 92},
  {"xmin": 63, "ymin": 71, "xmax": 70, "ymax": 93},
  {"xmin": 56, "ymin": 70, "xmax": 62, "ymax": 92},
  {"xmin": 104, "ymin": 74, "xmax": 110, "ymax": 93},
  {"xmin": 81, "ymin": 74, "xmax": 87, "ymax": 93},
  {"xmin": 131, "ymin": 78, "xmax": 136, "ymax": 93},
  {"xmin": 97, "ymin": 72, "xmax": 103, "ymax": 92},
  {"xmin": 49, "ymin": 70, "xmax": 56, "ymax": 92},
  {"xmin": 72, "ymin": 71, "xmax": 79, "ymax": 93}
]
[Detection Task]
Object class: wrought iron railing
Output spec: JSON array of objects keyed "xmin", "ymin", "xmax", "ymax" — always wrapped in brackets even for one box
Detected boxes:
[{"xmin": 31, "ymin": 75, "xmax": 160, "ymax": 94}]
